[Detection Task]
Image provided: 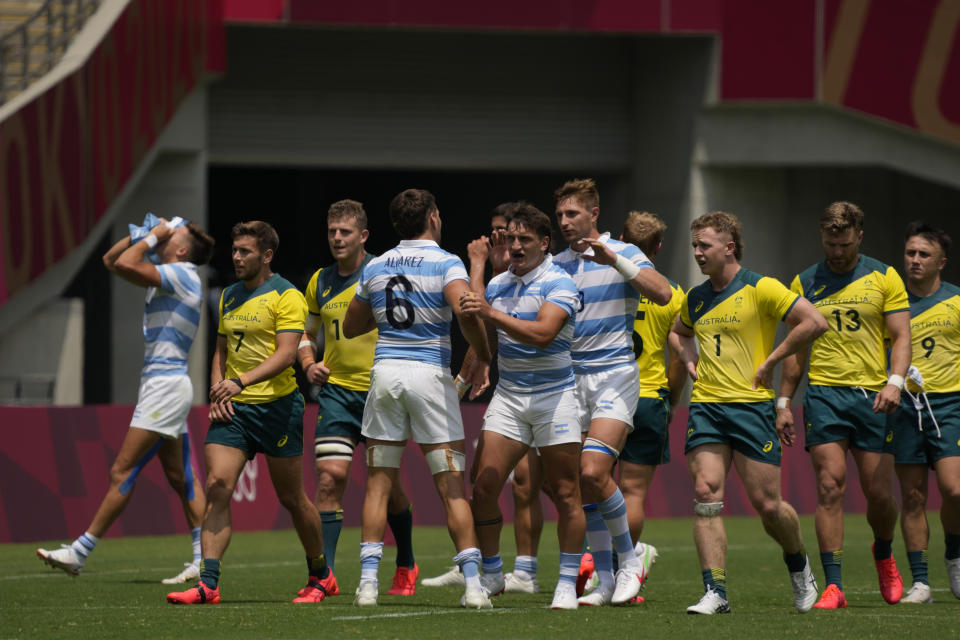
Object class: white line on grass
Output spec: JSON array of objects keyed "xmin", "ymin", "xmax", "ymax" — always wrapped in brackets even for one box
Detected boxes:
[{"xmin": 332, "ymin": 607, "xmax": 529, "ymax": 621}]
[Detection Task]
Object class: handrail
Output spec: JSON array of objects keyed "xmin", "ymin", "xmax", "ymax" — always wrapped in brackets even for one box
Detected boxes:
[{"xmin": 0, "ymin": 0, "xmax": 100, "ymax": 103}]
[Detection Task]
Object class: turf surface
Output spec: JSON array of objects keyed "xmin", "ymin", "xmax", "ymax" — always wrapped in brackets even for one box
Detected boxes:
[{"xmin": 3, "ymin": 514, "xmax": 957, "ymax": 638}]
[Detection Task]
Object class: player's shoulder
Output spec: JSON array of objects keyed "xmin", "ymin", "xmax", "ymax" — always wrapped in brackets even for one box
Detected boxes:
[
  {"xmin": 265, "ymin": 274, "xmax": 299, "ymax": 295},
  {"xmin": 941, "ymin": 281, "xmax": 960, "ymax": 299},
  {"xmin": 858, "ymin": 254, "xmax": 893, "ymax": 274},
  {"xmin": 735, "ymin": 267, "xmax": 765, "ymax": 288},
  {"xmin": 543, "ymin": 263, "xmax": 578, "ymax": 288}
]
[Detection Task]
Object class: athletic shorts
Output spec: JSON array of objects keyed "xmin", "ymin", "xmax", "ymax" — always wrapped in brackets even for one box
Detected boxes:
[
  {"xmin": 130, "ymin": 374, "xmax": 192, "ymax": 439},
  {"xmin": 803, "ymin": 385, "xmax": 893, "ymax": 454},
  {"xmin": 361, "ymin": 359, "xmax": 464, "ymax": 444},
  {"xmin": 889, "ymin": 391, "xmax": 960, "ymax": 465},
  {"xmin": 206, "ymin": 391, "xmax": 305, "ymax": 458},
  {"xmin": 482, "ymin": 384, "xmax": 582, "ymax": 448},
  {"xmin": 685, "ymin": 401, "xmax": 781, "ymax": 465},
  {"xmin": 575, "ymin": 363, "xmax": 641, "ymax": 431},
  {"xmin": 315, "ymin": 383, "xmax": 366, "ymax": 441},
  {"xmin": 621, "ymin": 388, "xmax": 671, "ymax": 466}
]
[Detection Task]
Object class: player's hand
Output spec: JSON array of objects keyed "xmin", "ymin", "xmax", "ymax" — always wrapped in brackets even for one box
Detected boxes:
[
  {"xmin": 209, "ymin": 398, "xmax": 235, "ymax": 423},
  {"xmin": 467, "ymin": 237, "xmax": 491, "ymax": 266},
  {"xmin": 776, "ymin": 407, "xmax": 795, "ymax": 446},
  {"xmin": 489, "ymin": 229, "xmax": 510, "ymax": 273},
  {"xmin": 752, "ymin": 359, "xmax": 774, "ymax": 390},
  {"xmin": 873, "ymin": 384, "xmax": 902, "ymax": 414},
  {"xmin": 465, "ymin": 359, "xmax": 490, "ymax": 400},
  {"xmin": 210, "ymin": 378, "xmax": 243, "ymax": 403},
  {"xmin": 305, "ymin": 361, "xmax": 330, "ymax": 386},
  {"xmin": 685, "ymin": 360, "xmax": 698, "ymax": 381},
  {"xmin": 459, "ymin": 291, "xmax": 490, "ymax": 318},
  {"xmin": 580, "ymin": 241, "xmax": 617, "ymax": 265},
  {"xmin": 151, "ymin": 218, "xmax": 175, "ymax": 243}
]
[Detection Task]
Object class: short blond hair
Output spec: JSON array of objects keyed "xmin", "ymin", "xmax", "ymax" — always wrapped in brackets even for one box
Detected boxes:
[
  {"xmin": 690, "ymin": 211, "xmax": 743, "ymax": 260},
  {"xmin": 622, "ymin": 211, "xmax": 666, "ymax": 256},
  {"xmin": 820, "ymin": 201, "xmax": 864, "ymax": 233},
  {"xmin": 554, "ymin": 178, "xmax": 599, "ymax": 211}
]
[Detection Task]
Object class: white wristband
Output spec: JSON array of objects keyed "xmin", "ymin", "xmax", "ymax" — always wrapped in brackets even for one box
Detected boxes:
[
  {"xmin": 298, "ymin": 339, "xmax": 314, "ymax": 351},
  {"xmin": 613, "ymin": 254, "xmax": 642, "ymax": 281},
  {"xmin": 887, "ymin": 374, "xmax": 905, "ymax": 390},
  {"xmin": 776, "ymin": 397, "xmax": 790, "ymax": 410},
  {"xmin": 455, "ymin": 374, "xmax": 472, "ymax": 399},
  {"xmin": 143, "ymin": 234, "xmax": 158, "ymax": 249}
]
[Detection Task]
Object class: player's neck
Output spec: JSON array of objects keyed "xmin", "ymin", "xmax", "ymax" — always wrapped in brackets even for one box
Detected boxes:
[
  {"xmin": 709, "ymin": 262, "xmax": 741, "ymax": 291},
  {"xmin": 908, "ymin": 275, "xmax": 940, "ymax": 298},
  {"xmin": 243, "ymin": 269, "xmax": 273, "ymax": 290},
  {"xmin": 337, "ymin": 250, "xmax": 365, "ymax": 276}
]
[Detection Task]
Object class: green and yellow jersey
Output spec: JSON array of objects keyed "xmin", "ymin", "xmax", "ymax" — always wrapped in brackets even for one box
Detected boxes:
[
  {"xmin": 681, "ymin": 268, "xmax": 798, "ymax": 403},
  {"xmin": 906, "ymin": 282, "xmax": 960, "ymax": 394},
  {"xmin": 791, "ymin": 255, "xmax": 909, "ymax": 391},
  {"xmin": 218, "ymin": 274, "xmax": 307, "ymax": 404},
  {"xmin": 303, "ymin": 254, "xmax": 377, "ymax": 392},
  {"xmin": 633, "ymin": 279, "xmax": 684, "ymax": 398}
]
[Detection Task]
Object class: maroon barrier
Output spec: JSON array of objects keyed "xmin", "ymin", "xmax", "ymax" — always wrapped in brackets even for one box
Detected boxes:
[{"xmin": 0, "ymin": 405, "xmax": 941, "ymax": 543}]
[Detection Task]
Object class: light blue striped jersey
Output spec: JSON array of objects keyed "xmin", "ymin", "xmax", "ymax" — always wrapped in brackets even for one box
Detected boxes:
[
  {"xmin": 355, "ymin": 239, "xmax": 469, "ymax": 368},
  {"xmin": 142, "ymin": 262, "xmax": 203, "ymax": 377},
  {"xmin": 554, "ymin": 236, "xmax": 653, "ymax": 374},
  {"xmin": 486, "ymin": 254, "xmax": 578, "ymax": 394}
]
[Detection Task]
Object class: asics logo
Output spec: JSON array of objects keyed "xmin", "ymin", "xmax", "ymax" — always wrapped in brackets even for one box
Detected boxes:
[
  {"xmin": 695, "ymin": 301, "xmax": 704, "ymax": 312},
  {"xmin": 885, "ymin": 430, "xmax": 894, "ymax": 443},
  {"xmin": 322, "ymin": 286, "xmax": 332, "ymax": 297},
  {"xmin": 762, "ymin": 441, "xmax": 773, "ymax": 452},
  {"xmin": 277, "ymin": 435, "xmax": 289, "ymax": 447}
]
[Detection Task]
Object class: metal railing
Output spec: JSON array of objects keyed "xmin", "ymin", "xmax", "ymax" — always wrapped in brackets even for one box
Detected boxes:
[{"xmin": 0, "ymin": 0, "xmax": 100, "ymax": 103}]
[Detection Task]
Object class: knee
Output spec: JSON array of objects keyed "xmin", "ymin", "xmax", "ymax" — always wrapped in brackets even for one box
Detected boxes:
[
  {"xmin": 579, "ymin": 461, "xmax": 610, "ymax": 496},
  {"xmin": 108, "ymin": 462, "xmax": 132, "ymax": 488},
  {"xmin": 512, "ymin": 477, "xmax": 535, "ymax": 505},
  {"xmin": 276, "ymin": 489, "xmax": 303, "ymax": 513},
  {"xmin": 863, "ymin": 481, "xmax": 893, "ymax": 506},
  {"xmin": 816, "ymin": 476, "xmax": 845, "ymax": 506},
  {"xmin": 316, "ymin": 468, "xmax": 347, "ymax": 499},
  {"xmin": 753, "ymin": 497, "xmax": 782, "ymax": 522},
  {"xmin": 940, "ymin": 482, "xmax": 960, "ymax": 504},
  {"xmin": 692, "ymin": 479, "xmax": 721, "ymax": 505},
  {"xmin": 901, "ymin": 486, "xmax": 928, "ymax": 513},
  {"xmin": 471, "ymin": 477, "xmax": 501, "ymax": 511},
  {"xmin": 205, "ymin": 475, "xmax": 236, "ymax": 503}
]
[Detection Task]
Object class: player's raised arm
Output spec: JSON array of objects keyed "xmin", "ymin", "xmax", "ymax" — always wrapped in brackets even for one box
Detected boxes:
[{"xmin": 583, "ymin": 240, "xmax": 671, "ymax": 305}]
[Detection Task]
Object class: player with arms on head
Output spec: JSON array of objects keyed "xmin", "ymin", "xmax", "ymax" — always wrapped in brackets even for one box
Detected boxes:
[
  {"xmin": 616, "ymin": 211, "xmax": 689, "ymax": 598},
  {"xmin": 670, "ymin": 211, "xmax": 826, "ymax": 614},
  {"xmin": 777, "ymin": 202, "xmax": 910, "ymax": 608},
  {"xmin": 343, "ymin": 189, "xmax": 493, "ymax": 609},
  {"xmin": 888, "ymin": 222, "xmax": 960, "ymax": 603},
  {"xmin": 461, "ymin": 203, "xmax": 585, "ymax": 609},
  {"xmin": 552, "ymin": 178, "xmax": 672, "ymax": 606},
  {"xmin": 38, "ymin": 218, "xmax": 214, "ymax": 582},
  {"xmin": 299, "ymin": 200, "xmax": 418, "ymax": 597},
  {"xmin": 166, "ymin": 221, "xmax": 333, "ymax": 605}
]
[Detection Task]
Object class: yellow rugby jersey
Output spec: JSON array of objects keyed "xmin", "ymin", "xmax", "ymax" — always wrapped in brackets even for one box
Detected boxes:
[
  {"xmin": 791, "ymin": 255, "xmax": 909, "ymax": 391},
  {"xmin": 218, "ymin": 274, "xmax": 307, "ymax": 404},
  {"xmin": 633, "ymin": 279, "xmax": 684, "ymax": 398},
  {"xmin": 681, "ymin": 268, "xmax": 798, "ymax": 403},
  {"xmin": 906, "ymin": 282, "xmax": 960, "ymax": 394},
  {"xmin": 304, "ymin": 254, "xmax": 377, "ymax": 392}
]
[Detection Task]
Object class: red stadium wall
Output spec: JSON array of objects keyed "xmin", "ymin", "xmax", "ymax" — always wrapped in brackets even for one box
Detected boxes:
[{"xmin": 0, "ymin": 404, "xmax": 938, "ymax": 543}]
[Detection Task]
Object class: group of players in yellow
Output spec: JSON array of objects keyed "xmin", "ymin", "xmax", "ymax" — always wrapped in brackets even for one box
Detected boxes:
[{"xmin": 37, "ymin": 178, "xmax": 960, "ymax": 615}]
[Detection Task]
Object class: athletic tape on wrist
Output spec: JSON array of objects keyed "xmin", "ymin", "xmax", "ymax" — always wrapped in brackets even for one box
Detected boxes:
[
  {"xmin": 613, "ymin": 253, "xmax": 642, "ymax": 280},
  {"xmin": 887, "ymin": 374, "xmax": 905, "ymax": 390},
  {"xmin": 143, "ymin": 234, "xmax": 158, "ymax": 249},
  {"xmin": 298, "ymin": 340, "xmax": 314, "ymax": 351},
  {"xmin": 776, "ymin": 397, "xmax": 790, "ymax": 410}
]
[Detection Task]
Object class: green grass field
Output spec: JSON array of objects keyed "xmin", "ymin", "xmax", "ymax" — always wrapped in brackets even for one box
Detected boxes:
[{"xmin": 3, "ymin": 515, "xmax": 957, "ymax": 639}]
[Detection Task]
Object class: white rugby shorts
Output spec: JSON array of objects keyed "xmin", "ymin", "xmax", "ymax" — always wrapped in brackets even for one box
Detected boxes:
[
  {"xmin": 361, "ymin": 359, "xmax": 464, "ymax": 444},
  {"xmin": 483, "ymin": 384, "xmax": 582, "ymax": 448},
  {"xmin": 576, "ymin": 363, "xmax": 640, "ymax": 431},
  {"xmin": 130, "ymin": 374, "xmax": 192, "ymax": 438}
]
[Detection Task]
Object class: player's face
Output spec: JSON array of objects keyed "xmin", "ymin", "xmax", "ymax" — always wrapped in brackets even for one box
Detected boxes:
[
  {"xmin": 904, "ymin": 235, "xmax": 946, "ymax": 286},
  {"xmin": 691, "ymin": 226, "xmax": 733, "ymax": 277},
  {"xmin": 507, "ymin": 222, "xmax": 549, "ymax": 276},
  {"xmin": 232, "ymin": 235, "xmax": 267, "ymax": 282},
  {"xmin": 555, "ymin": 197, "xmax": 598, "ymax": 247},
  {"xmin": 821, "ymin": 227, "xmax": 862, "ymax": 273},
  {"xmin": 327, "ymin": 216, "xmax": 367, "ymax": 262},
  {"xmin": 160, "ymin": 227, "xmax": 191, "ymax": 263}
]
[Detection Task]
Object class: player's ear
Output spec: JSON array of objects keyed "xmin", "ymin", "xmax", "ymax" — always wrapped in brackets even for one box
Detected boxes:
[
  {"xmin": 360, "ymin": 228, "xmax": 369, "ymax": 244},
  {"xmin": 262, "ymin": 248, "xmax": 274, "ymax": 264}
]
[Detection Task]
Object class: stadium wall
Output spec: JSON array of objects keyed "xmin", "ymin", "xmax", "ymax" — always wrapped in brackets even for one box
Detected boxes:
[{"xmin": 0, "ymin": 404, "xmax": 941, "ymax": 543}]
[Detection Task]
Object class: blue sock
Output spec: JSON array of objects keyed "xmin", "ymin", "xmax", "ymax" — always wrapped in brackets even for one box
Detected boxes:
[
  {"xmin": 584, "ymin": 504, "xmax": 614, "ymax": 588},
  {"xmin": 558, "ymin": 552, "xmax": 580, "ymax": 587},
  {"xmin": 320, "ymin": 510, "xmax": 343, "ymax": 573},
  {"xmin": 360, "ymin": 542, "xmax": 383, "ymax": 583},
  {"xmin": 820, "ymin": 550, "xmax": 843, "ymax": 590},
  {"xmin": 514, "ymin": 555, "xmax": 537, "ymax": 577},
  {"xmin": 71, "ymin": 532, "xmax": 98, "ymax": 560},
  {"xmin": 200, "ymin": 558, "xmax": 220, "ymax": 589},
  {"xmin": 454, "ymin": 547, "xmax": 481, "ymax": 590},
  {"xmin": 907, "ymin": 549, "xmax": 929, "ymax": 585},
  {"xmin": 387, "ymin": 505, "xmax": 415, "ymax": 569},
  {"xmin": 482, "ymin": 554, "xmax": 503, "ymax": 575},
  {"xmin": 190, "ymin": 527, "xmax": 201, "ymax": 564},
  {"xmin": 597, "ymin": 489, "xmax": 635, "ymax": 559}
]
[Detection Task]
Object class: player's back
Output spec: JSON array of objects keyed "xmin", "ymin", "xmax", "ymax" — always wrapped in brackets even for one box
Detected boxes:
[
  {"xmin": 358, "ymin": 239, "xmax": 468, "ymax": 368},
  {"xmin": 142, "ymin": 262, "xmax": 203, "ymax": 378},
  {"xmin": 634, "ymin": 278, "xmax": 684, "ymax": 396}
]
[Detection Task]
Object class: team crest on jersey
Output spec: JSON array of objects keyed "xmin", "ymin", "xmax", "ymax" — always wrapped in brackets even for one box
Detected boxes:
[
  {"xmin": 734, "ymin": 295, "xmax": 743, "ymax": 308},
  {"xmin": 762, "ymin": 441, "xmax": 773, "ymax": 452}
]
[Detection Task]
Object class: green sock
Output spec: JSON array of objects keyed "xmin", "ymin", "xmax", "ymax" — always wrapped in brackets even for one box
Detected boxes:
[
  {"xmin": 820, "ymin": 550, "xmax": 843, "ymax": 590},
  {"xmin": 307, "ymin": 553, "xmax": 330, "ymax": 581},
  {"xmin": 387, "ymin": 505, "xmax": 416, "ymax": 569},
  {"xmin": 702, "ymin": 568, "xmax": 727, "ymax": 599},
  {"xmin": 320, "ymin": 510, "xmax": 343, "ymax": 573},
  {"xmin": 907, "ymin": 549, "xmax": 929, "ymax": 584},
  {"xmin": 199, "ymin": 558, "xmax": 220, "ymax": 589}
]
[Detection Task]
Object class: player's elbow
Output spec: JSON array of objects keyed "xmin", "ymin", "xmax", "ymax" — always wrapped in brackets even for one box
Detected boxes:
[
  {"xmin": 649, "ymin": 282, "xmax": 672, "ymax": 306},
  {"xmin": 810, "ymin": 314, "xmax": 829, "ymax": 337}
]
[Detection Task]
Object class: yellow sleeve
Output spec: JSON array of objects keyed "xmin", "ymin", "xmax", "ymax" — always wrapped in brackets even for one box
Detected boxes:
[
  {"xmin": 216, "ymin": 290, "xmax": 226, "ymax": 336},
  {"xmin": 882, "ymin": 266, "xmax": 909, "ymax": 314},
  {"xmin": 276, "ymin": 289, "xmax": 308, "ymax": 334},
  {"xmin": 757, "ymin": 276, "xmax": 799, "ymax": 321},
  {"xmin": 679, "ymin": 290, "xmax": 692, "ymax": 328},
  {"xmin": 669, "ymin": 283, "xmax": 685, "ymax": 318},
  {"xmin": 304, "ymin": 270, "xmax": 322, "ymax": 315},
  {"xmin": 789, "ymin": 274, "xmax": 803, "ymax": 296}
]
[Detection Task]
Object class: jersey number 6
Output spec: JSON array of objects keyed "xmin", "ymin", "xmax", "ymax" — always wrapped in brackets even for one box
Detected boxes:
[{"xmin": 385, "ymin": 275, "xmax": 415, "ymax": 330}]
